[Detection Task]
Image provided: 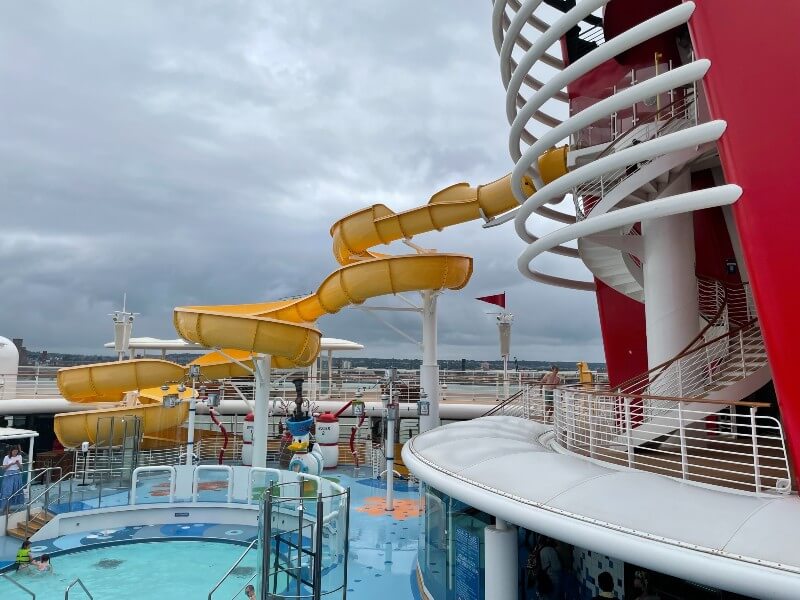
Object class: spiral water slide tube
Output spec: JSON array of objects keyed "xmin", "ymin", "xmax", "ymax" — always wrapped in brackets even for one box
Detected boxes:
[{"xmin": 54, "ymin": 167, "xmax": 568, "ymax": 447}]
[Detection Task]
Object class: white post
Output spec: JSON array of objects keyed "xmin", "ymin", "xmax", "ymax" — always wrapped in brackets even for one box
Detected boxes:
[
  {"xmin": 310, "ymin": 357, "xmax": 319, "ymax": 403},
  {"xmin": 186, "ymin": 397, "xmax": 196, "ymax": 466},
  {"xmin": 484, "ymin": 518, "xmax": 517, "ymax": 600},
  {"xmin": 642, "ymin": 172, "xmax": 699, "ymax": 393},
  {"xmin": 750, "ymin": 407, "xmax": 762, "ymax": 494},
  {"xmin": 253, "ymin": 355, "xmax": 272, "ymax": 469},
  {"xmin": 26, "ymin": 435, "xmax": 35, "ymax": 497},
  {"xmin": 386, "ymin": 406, "xmax": 395, "ymax": 512},
  {"xmin": 678, "ymin": 402, "xmax": 689, "ymax": 480},
  {"xmin": 327, "ymin": 349, "xmax": 333, "ymax": 398},
  {"xmin": 419, "ymin": 290, "xmax": 440, "ymax": 432}
]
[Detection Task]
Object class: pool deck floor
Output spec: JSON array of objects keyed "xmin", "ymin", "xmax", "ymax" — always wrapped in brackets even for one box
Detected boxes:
[{"xmin": 0, "ymin": 467, "xmax": 421, "ymax": 599}]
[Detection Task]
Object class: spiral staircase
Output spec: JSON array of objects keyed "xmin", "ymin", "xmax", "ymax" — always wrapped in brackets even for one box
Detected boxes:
[{"xmin": 490, "ymin": 0, "xmax": 770, "ymax": 444}]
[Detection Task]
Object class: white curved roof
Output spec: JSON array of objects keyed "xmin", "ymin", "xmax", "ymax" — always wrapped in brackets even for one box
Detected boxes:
[
  {"xmin": 103, "ymin": 337, "xmax": 364, "ymax": 352},
  {"xmin": 403, "ymin": 416, "xmax": 800, "ymax": 600}
]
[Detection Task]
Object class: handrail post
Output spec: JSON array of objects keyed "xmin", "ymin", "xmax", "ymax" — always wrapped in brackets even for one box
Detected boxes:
[
  {"xmin": 624, "ymin": 396, "xmax": 634, "ymax": 468},
  {"xmin": 740, "ymin": 330, "xmax": 747, "ymax": 376},
  {"xmin": 588, "ymin": 396, "xmax": 596, "ymax": 458},
  {"xmin": 750, "ymin": 407, "xmax": 762, "ymax": 494},
  {"xmin": 313, "ymin": 492, "xmax": 324, "ymax": 600},
  {"xmin": 678, "ymin": 402, "xmax": 689, "ymax": 480}
]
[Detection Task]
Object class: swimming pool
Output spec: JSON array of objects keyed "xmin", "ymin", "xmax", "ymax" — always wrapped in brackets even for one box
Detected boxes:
[{"xmin": 0, "ymin": 540, "xmax": 262, "ymax": 599}]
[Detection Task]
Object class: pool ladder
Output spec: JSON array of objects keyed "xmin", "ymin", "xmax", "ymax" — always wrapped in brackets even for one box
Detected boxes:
[
  {"xmin": 1, "ymin": 573, "xmax": 35, "ymax": 598},
  {"xmin": 65, "ymin": 577, "xmax": 94, "ymax": 598}
]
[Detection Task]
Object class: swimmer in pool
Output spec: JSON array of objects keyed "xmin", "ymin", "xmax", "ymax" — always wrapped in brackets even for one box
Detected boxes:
[
  {"xmin": 31, "ymin": 554, "xmax": 52, "ymax": 573},
  {"xmin": 245, "ymin": 584, "xmax": 256, "ymax": 599}
]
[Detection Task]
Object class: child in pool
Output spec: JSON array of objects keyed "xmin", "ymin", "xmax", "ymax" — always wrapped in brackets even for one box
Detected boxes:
[{"xmin": 31, "ymin": 554, "xmax": 52, "ymax": 573}]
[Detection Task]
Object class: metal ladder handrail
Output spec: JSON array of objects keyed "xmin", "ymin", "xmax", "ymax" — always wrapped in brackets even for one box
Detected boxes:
[
  {"xmin": 1, "ymin": 573, "xmax": 36, "ymax": 598},
  {"xmin": 65, "ymin": 578, "xmax": 93, "ymax": 599},
  {"xmin": 12, "ymin": 467, "xmax": 133, "ymax": 538},
  {"xmin": 207, "ymin": 538, "xmax": 258, "ymax": 599},
  {"xmin": 4, "ymin": 466, "xmax": 66, "ymax": 536},
  {"xmin": 3, "ymin": 466, "xmax": 63, "ymax": 531}
]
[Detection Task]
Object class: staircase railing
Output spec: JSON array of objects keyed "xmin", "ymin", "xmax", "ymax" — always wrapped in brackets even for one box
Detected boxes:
[
  {"xmin": 65, "ymin": 578, "xmax": 94, "ymax": 599},
  {"xmin": 3, "ymin": 466, "xmax": 63, "ymax": 536},
  {"xmin": 481, "ymin": 388, "xmax": 526, "ymax": 417},
  {"xmin": 551, "ymin": 388, "xmax": 791, "ymax": 495},
  {"xmin": 575, "ymin": 91, "xmax": 698, "ymax": 219}
]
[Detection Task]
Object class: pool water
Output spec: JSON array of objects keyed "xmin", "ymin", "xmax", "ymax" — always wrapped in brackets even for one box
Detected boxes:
[{"xmin": 0, "ymin": 540, "xmax": 259, "ymax": 599}]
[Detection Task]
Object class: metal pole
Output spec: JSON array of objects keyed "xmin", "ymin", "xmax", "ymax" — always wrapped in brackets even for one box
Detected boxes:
[
  {"xmin": 750, "ymin": 407, "xmax": 762, "ymax": 494},
  {"xmin": 327, "ymin": 349, "xmax": 333, "ymax": 397},
  {"xmin": 253, "ymin": 355, "xmax": 271, "ymax": 469},
  {"xmin": 185, "ymin": 397, "xmax": 196, "ymax": 467},
  {"xmin": 678, "ymin": 403, "xmax": 689, "ymax": 480},
  {"xmin": 260, "ymin": 484, "xmax": 273, "ymax": 600},
  {"xmin": 342, "ymin": 489, "xmax": 350, "ymax": 600},
  {"xmin": 296, "ymin": 502, "xmax": 303, "ymax": 598},
  {"xmin": 26, "ymin": 435, "xmax": 35, "ymax": 500},
  {"xmin": 313, "ymin": 493, "xmax": 324, "ymax": 600},
  {"xmin": 624, "ymin": 397, "xmax": 634, "ymax": 468},
  {"xmin": 419, "ymin": 290, "xmax": 440, "ymax": 432}
]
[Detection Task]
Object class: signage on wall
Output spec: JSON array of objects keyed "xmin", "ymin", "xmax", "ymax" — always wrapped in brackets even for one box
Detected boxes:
[
  {"xmin": 454, "ymin": 527, "xmax": 480, "ymax": 600},
  {"xmin": 725, "ymin": 258, "xmax": 738, "ymax": 275}
]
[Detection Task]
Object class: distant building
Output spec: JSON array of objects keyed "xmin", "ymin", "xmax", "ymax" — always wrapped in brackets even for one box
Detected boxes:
[{"xmin": 12, "ymin": 338, "xmax": 28, "ymax": 366}]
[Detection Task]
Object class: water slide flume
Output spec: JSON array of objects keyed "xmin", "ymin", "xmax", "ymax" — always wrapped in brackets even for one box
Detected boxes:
[{"xmin": 54, "ymin": 160, "xmax": 569, "ymax": 447}]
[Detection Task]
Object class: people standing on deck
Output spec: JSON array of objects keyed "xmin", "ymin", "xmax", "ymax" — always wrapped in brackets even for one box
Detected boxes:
[
  {"xmin": 535, "ymin": 536, "xmax": 562, "ymax": 600},
  {"xmin": 1, "ymin": 445, "xmax": 24, "ymax": 509},
  {"xmin": 540, "ymin": 366, "xmax": 561, "ymax": 422}
]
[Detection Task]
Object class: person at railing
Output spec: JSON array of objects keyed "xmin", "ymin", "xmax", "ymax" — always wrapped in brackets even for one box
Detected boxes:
[
  {"xmin": 540, "ymin": 366, "xmax": 561, "ymax": 422},
  {"xmin": 1, "ymin": 445, "xmax": 24, "ymax": 509}
]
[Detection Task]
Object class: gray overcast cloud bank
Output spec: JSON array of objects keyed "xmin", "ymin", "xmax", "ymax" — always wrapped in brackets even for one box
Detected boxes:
[{"xmin": 0, "ymin": 2, "xmax": 604, "ymax": 362}]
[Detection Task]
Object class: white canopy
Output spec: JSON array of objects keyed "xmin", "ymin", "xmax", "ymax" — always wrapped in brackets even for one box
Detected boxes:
[{"xmin": 0, "ymin": 426, "xmax": 38, "ymax": 442}]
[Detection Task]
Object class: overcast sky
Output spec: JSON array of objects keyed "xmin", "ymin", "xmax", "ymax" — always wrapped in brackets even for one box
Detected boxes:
[{"xmin": 0, "ymin": 2, "xmax": 604, "ymax": 362}]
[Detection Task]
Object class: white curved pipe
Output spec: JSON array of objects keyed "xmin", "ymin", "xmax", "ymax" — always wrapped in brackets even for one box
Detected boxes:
[
  {"xmin": 514, "ymin": 121, "xmax": 728, "ymax": 242},
  {"xmin": 517, "ymin": 186, "xmax": 742, "ymax": 285},
  {"xmin": 503, "ymin": 0, "xmax": 608, "ymax": 117},
  {"xmin": 513, "ymin": 59, "xmax": 711, "ymax": 196},
  {"xmin": 507, "ymin": 2, "xmax": 695, "ymax": 160}
]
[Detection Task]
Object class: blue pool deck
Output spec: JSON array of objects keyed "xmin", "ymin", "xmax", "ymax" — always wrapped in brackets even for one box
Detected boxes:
[{"xmin": 0, "ymin": 470, "xmax": 422, "ymax": 599}]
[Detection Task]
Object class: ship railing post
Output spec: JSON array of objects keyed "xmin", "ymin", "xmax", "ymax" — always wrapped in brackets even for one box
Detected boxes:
[
  {"xmin": 750, "ymin": 407, "xmax": 762, "ymax": 494},
  {"xmin": 678, "ymin": 402, "xmax": 689, "ymax": 480},
  {"xmin": 588, "ymin": 395, "xmax": 596, "ymax": 459},
  {"xmin": 624, "ymin": 396, "xmax": 634, "ymax": 468}
]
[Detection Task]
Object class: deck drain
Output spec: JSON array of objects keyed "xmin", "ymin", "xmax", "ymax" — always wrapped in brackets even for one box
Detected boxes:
[{"xmin": 95, "ymin": 559, "xmax": 124, "ymax": 569}]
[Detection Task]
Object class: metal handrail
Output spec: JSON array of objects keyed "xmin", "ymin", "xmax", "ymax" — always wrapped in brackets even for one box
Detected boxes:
[
  {"xmin": 207, "ymin": 538, "xmax": 258, "ymax": 599},
  {"xmin": 481, "ymin": 388, "xmax": 525, "ymax": 417},
  {"xmin": 65, "ymin": 578, "xmax": 93, "ymax": 599},
  {"xmin": 4, "ymin": 466, "xmax": 64, "ymax": 535},
  {"xmin": 1, "ymin": 573, "xmax": 35, "ymax": 598}
]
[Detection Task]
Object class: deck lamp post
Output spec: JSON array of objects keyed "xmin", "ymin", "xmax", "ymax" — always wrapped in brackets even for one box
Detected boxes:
[{"xmin": 78, "ymin": 441, "xmax": 90, "ymax": 487}]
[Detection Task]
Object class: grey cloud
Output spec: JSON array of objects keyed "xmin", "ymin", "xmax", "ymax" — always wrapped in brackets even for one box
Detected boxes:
[{"xmin": 0, "ymin": 1, "xmax": 603, "ymax": 362}]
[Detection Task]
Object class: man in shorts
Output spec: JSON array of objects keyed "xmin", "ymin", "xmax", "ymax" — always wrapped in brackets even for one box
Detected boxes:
[{"xmin": 541, "ymin": 365, "xmax": 561, "ymax": 422}]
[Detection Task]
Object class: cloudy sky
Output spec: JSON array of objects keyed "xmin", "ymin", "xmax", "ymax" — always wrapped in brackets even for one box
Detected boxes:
[{"xmin": 0, "ymin": 2, "xmax": 603, "ymax": 362}]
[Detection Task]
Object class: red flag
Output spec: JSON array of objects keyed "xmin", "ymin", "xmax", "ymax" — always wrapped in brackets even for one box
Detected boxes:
[{"xmin": 476, "ymin": 293, "xmax": 505, "ymax": 309}]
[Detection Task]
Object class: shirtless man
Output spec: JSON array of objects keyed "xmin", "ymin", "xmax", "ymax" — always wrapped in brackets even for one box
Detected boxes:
[{"xmin": 540, "ymin": 365, "xmax": 561, "ymax": 422}]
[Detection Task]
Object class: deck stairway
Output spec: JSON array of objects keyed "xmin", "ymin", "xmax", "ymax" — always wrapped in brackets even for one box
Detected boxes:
[{"xmin": 7, "ymin": 509, "xmax": 54, "ymax": 540}]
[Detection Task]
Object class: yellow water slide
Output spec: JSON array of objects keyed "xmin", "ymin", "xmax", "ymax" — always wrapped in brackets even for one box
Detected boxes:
[{"xmin": 55, "ymin": 151, "xmax": 568, "ymax": 446}]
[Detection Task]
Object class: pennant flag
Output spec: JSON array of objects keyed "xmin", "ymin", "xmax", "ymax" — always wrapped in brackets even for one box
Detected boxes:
[{"xmin": 476, "ymin": 293, "xmax": 506, "ymax": 309}]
